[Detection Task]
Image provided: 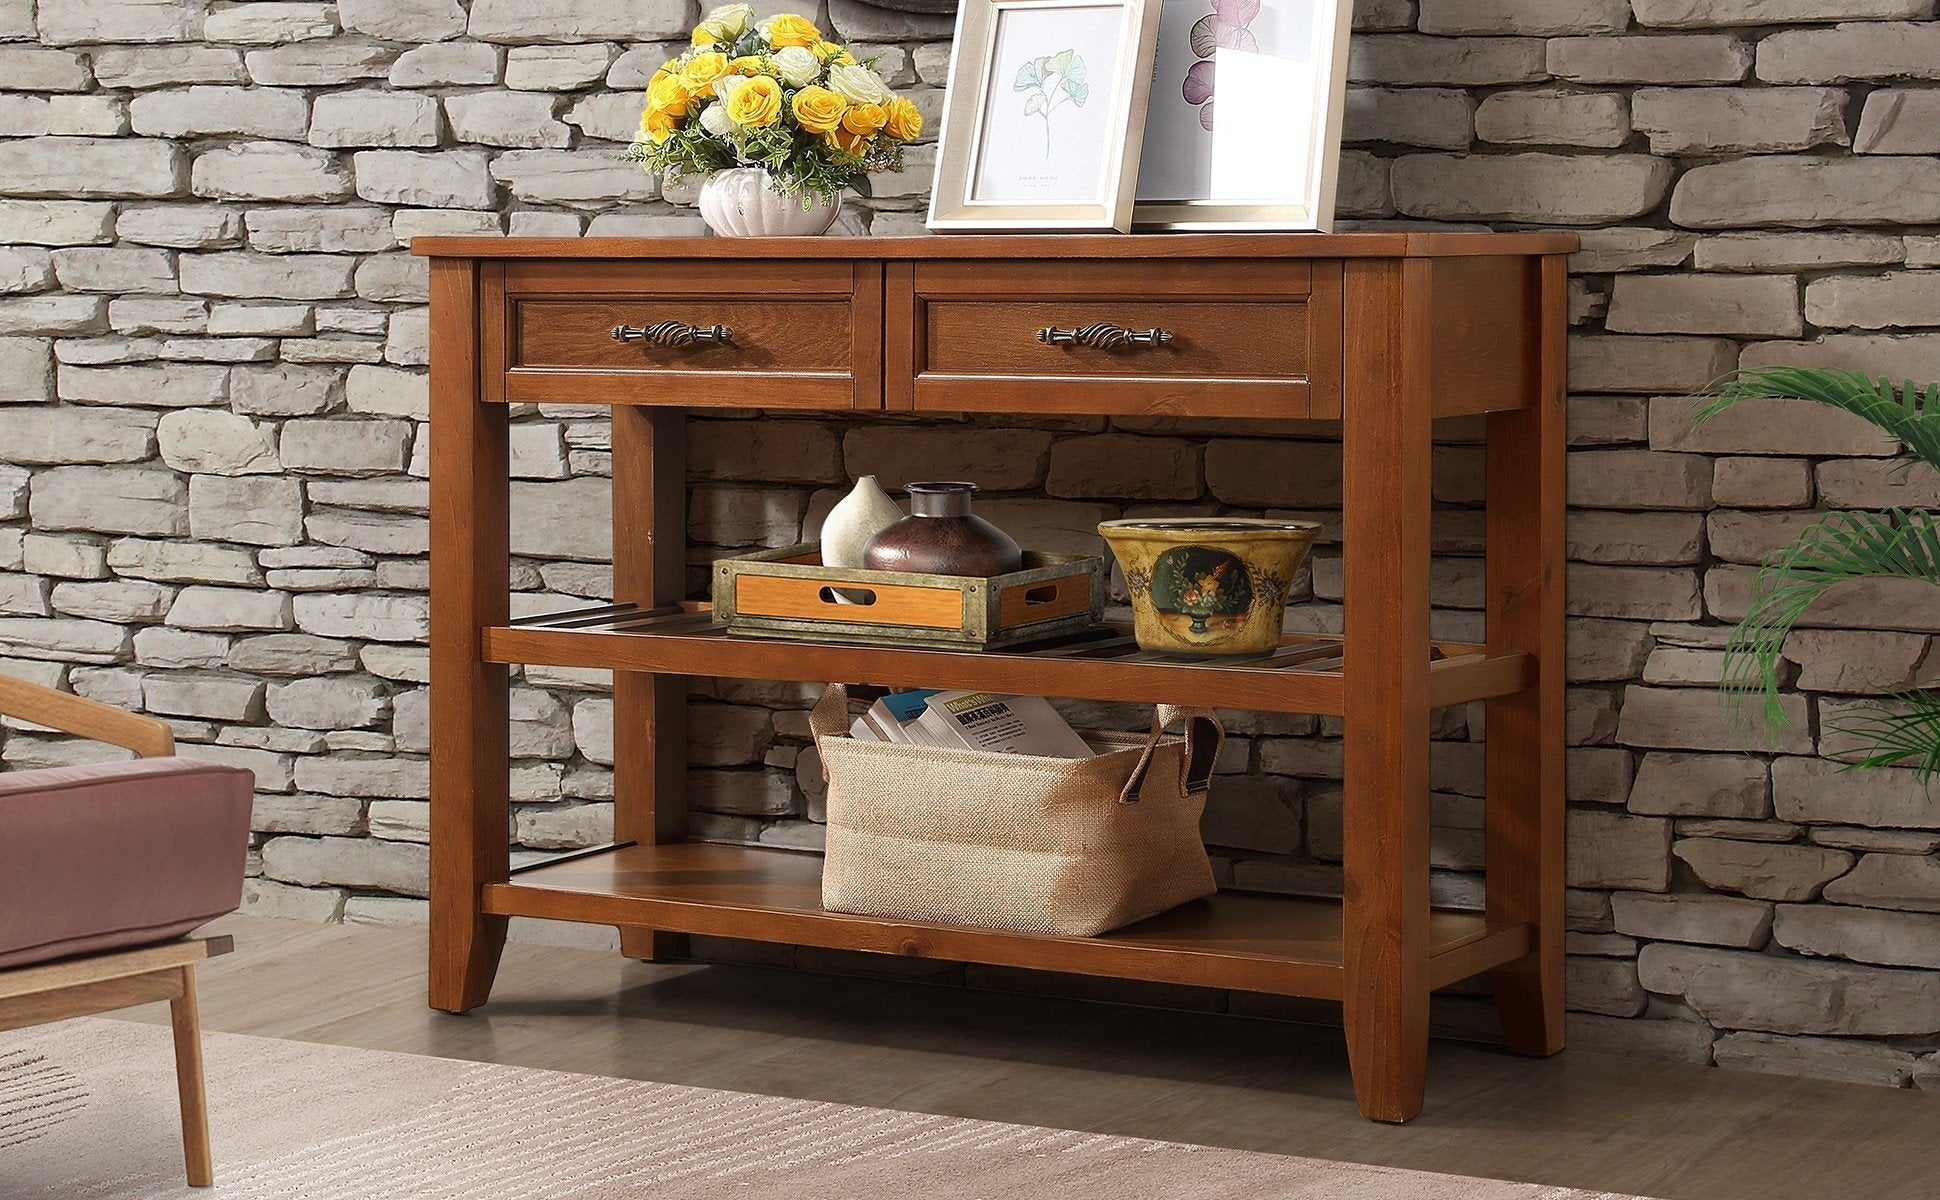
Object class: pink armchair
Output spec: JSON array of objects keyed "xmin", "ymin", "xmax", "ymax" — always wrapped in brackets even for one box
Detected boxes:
[{"xmin": 0, "ymin": 673, "xmax": 253, "ymax": 1187}]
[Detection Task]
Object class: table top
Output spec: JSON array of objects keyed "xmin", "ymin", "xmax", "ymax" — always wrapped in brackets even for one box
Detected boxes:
[{"xmin": 411, "ymin": 230, "xmax": 1581, "ymax": 260}]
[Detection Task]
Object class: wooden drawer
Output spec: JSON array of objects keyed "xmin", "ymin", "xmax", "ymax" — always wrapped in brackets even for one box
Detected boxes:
[
  {"xmin": 895, "ymin": 259, "xmax": 1341, "ymax": 418},
  {"xmin": 486, "ymin": 260, "xmax": 882, "ymax": 409}
]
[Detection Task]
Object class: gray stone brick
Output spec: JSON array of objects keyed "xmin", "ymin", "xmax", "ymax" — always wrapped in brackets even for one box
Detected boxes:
[
  {"xmin": 0, "ymin": 405, "xmax": 157, "ymax": 464},
  {"xmin": 0, "ymin": 137, "xmax": 186, "ymax": 199},
  {"xmin": 1631, "ymin": 87, "xmax": 1848, "ymax": 155},
  {"xmin": 1474, "ymin": 89, "xmax": 1629, "ymax": 148},
  {"xmin": 1855, "ymin": 89, "xmax": 1940, "ymax": 154},
  {"xmin": 0, "ymin": 200, "xmax": 117, "ymax": 247},
  {"xmin": 1638, "ymin": 942, "xmax": 1940, "ymax": 1035},
  {"xmin": 1614, "ymin": 892, "xmax": 1774, "ymax": 949},
  {"xmin": 245, "ymin": 41, "xmax": 397, "ymax": 87},
  {"xmin": 31, "ymin": 466, "xmax": 187, "ymax": 536},
  {"xmin": 190, "ymin": 474, "xmax": 306, "ymax": 545},
  {"xmin": 489, "ymin": 149, "xmax": 658, "ymax": 205},
  {"xmin": 1419, "ymin": 0, "xmax": 1629, "ymax": 35},
  {"xmin": 390, "ymin": 42, "xmax": 502, "ymax": 88},
  {"xmin": 1550, "ymin": 35, "xmax": 1752, "ymax": 84},
  {"xmin": 310, "ymin": 91, "xmax": 443, "ymax": 149},
  {"xmin": 278, "ymin": 417, "xmax": 412, "ymax": 475},
  {"xmin": 204, "ymin": 1, "xmax": 337, "ymax": 43},
  {"xmin": 166, "ymin": 585, "xmax": 293, "ymax": 632},
  {"xmin": 354, "ymin": 149, "xmax": 495, "ymax": 208},
  {"xmin": 1638, "ymin": 0, "xmax": 1931, "ymax": 24},
  {"xmin": 1392, "ymin": 153, "xmax": 1675, "ymax": 224},
  {"xmin": 1568, "ymin": 809, "xmax": 1674, "ymax": 891},
  {"xmin": 506, "ymin": 44, "xmax": 618, "ymax": 91},
  {"xmin": 92, "ymin": 46, "xmax": 246, "ymax": 88},
  {"xmin": 179, "ymin": 251, "xmax": 355, "ymax": 300},
  {"xmin": 130, "ymin": 86, "xmax": 310, "ymax": 139},
  {"xmin": 1774, "ymin": 904, "xmax": 1940, "ymax": 970},
  {"xmin": 191, "ymin": 144, "xmax": 352, "ymax": 204},
  {"xmin": 1757, "ymin": 21, "xmax": 1940, "ymax": 83},
  {"xmin": 38, "ymin": 0, "xmax": 204, "ymax": 45},
  {"xmin": 338, "ymin": 0, "xmax": 467, "ymax": 40},
  {"xmin": 469, "ymin": 0, "xmax": 689, "ymax": 42},
  {"xmin": 446, "ymin": 92, "xmax": 571, "ymax": 148},
  {"xmin": 0, "ymin": 47, "xmax": 93, "ymax": 92},
  {"xmin": 1673, "ymin": 156, "xmax": 1940, "ymax": 228}
]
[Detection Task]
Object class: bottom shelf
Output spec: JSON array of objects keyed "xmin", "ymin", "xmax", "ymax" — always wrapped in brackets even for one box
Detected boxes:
[{"xmin": 484, "ymin": 842, "xmax": 1533, "ymax": 1000}]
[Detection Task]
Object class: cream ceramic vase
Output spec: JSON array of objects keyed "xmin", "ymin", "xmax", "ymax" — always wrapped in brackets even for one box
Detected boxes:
[
  {"xmin": 698, "ymin": 167, "xmax": 842, "ymax": 237},
  {"xmin": 820, "ymin": 475, "xmax": 904, "ymax": 569}
]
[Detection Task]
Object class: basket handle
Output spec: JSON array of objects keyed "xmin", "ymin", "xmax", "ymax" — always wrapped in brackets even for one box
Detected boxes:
[
  {"xmin": 809, "ymin": 683, "xmax": 853, "ymax": 756},
  {"xmin": 1119, "ymin": 705, "xmax": 1223, "ymax": 804}
]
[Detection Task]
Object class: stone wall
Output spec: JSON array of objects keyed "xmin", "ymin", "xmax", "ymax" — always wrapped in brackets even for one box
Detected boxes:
[{"xmin": 2, "ymin": 0, "xmax": 1937, "ymax": 1090}]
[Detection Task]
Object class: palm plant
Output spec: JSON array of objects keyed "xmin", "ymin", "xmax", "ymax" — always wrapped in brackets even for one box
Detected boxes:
[{"xmin": 1694, "ymin": 367, "xmax": 1940, "ymax": 783}]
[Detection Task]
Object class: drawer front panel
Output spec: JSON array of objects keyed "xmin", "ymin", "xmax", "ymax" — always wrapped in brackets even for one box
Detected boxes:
[
  {"xmin": 516, "ymin": 299, "xmax": 853, "ymax": 373},
  {"xmin": 926, "ymin": 301, "xmax": 1311, "ymax": 379},
  {"xmin": 901, "ymin": 259, "xmax": 1341, "ymax": 418},
  {"xmin": 489, "ymin": 259, "xmax": 879, "ymax": 409}
]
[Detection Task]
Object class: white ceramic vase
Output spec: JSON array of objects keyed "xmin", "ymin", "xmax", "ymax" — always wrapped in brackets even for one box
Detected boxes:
[
  {"xmin": 698, "ymin": 168, "xmax": 842, "ymax": 237},
  {"xmin": 820, "ymin": 476, "xmax": 905, "ymax": 570}
]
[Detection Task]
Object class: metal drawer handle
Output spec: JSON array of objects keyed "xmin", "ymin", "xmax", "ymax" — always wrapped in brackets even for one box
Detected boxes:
[
  {"xmin": 611, "ymin": 321, "xmax": 733, "ymax": 348},
  {"xmin": 1036, "ymin": 322, "xmax": 1173, "ymax": 349}
]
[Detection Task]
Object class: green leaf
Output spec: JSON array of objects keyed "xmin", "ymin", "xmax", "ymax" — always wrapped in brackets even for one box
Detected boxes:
[
  {"xmin": 1014, "ymin": 59, "xmax": 1041, "ymax": 90},
  {"xmin": 1696, "ymin": 367, "xmax": 1940, "ymax": 477},
  {"xmin": 1826, "ymin": 689, "xmax": 1940, "ymax": 787},
  {"xmin": 1046, "ymin": 48, "xmax": 1074, "ymax": 77},
  {"xmin": 1720, "ymin": 507, "xmax": 1940, "ymax": 734}
]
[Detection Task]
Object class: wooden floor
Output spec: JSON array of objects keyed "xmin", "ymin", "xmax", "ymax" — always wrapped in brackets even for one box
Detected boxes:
[{"xmin": 108, "ymin": 914, "xmax": 1939, "ymax": 1200}]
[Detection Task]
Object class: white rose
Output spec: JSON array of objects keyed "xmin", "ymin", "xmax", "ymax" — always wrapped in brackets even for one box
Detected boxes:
[
  {"xmin": 770, "ymin": 45, "xmax": 820, "ymax": 88},
  {"xmin": 699, "ymin": 103, "xmax": 737, "ymax": 137},
  {"xmin": 827, "ymin": 64, "xmax": 889, "ymax": 106},
  {"xmin": 695, "ymin": 3, "xmax": 752, "ymax": 43},
  {"xmin": 712, "ymin": 74, "xmax": 747, "ymax": 105}
]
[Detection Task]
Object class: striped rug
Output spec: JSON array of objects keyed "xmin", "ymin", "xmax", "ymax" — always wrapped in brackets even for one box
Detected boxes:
[{"xmin": 0, "ymin": 1019, "xmax": 1653, "ymax": 1199}]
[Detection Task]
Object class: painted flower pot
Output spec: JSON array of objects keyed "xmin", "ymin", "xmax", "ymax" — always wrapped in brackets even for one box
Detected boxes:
[
  {"xmin": 698, "ymin": 167, "xmax": 842, "ymax": 237},
  {"xmin": 1098, "ymin": 519, "xmax": 1321, "ymax": 656}
]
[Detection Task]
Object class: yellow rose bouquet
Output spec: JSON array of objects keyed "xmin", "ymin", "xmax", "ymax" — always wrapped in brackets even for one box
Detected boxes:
[{"xmin": 626, "ymin": 4, "xmax": 924, "ymax": 205}]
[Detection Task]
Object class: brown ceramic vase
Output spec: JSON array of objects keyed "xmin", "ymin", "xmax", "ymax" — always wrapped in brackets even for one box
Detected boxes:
[{"xmin": 862, "ymin": 482, "xmax": 1023, "ymax": 577}]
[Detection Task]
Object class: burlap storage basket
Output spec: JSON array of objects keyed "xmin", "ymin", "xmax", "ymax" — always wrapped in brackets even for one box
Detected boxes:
[{"xmin": 810, "ymin": 684, "xmax": 1222, "ymax": 937}]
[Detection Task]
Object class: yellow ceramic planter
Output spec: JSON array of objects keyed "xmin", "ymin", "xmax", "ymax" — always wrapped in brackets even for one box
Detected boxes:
[{"xmin": 1098, "ymin": 519, "xmax": 1322, "ymax": 656}]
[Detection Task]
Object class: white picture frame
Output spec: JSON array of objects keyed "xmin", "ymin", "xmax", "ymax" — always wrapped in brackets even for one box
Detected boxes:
[
  {"xmin": 1131, "ymin": 0, "xmax": 1354, "ymax": 231},
  {"xmin": 928, "ymin": 0, "xmax": 1165, "ymax": 232}
]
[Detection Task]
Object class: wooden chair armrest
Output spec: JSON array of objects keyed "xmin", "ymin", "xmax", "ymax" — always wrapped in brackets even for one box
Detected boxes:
[{"xmin": 0, "ymin": 673, "xmax": 175, "ymax": 759}]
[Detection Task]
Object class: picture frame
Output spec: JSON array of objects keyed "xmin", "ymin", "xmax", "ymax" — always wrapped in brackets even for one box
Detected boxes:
[
  {"xmin": 928, "ymin": 0, "xmax": 1165, "ymax": 232},
  {"xmin": 1131, "ymin": 0, "xmax": 1353, "ymax": 231}
]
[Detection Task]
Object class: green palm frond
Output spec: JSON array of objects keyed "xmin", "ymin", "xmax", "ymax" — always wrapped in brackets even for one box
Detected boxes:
[
  {"xmin": 1825, "ymin": 689, "xmax": 1940, "ymax": 784},
  {"xmin": 1697, "ymin": 367, "xmax": 1940, "ymax": 476},
  {"xmin": 1723, "ymin": 507, "xmax": 1940, "ymax": 729}
]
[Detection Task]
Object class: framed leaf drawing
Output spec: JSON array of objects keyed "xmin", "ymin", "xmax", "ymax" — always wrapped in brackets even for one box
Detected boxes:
[
  {"xmin": 1132, "ymin": 0, "xmax": 1353, "ymax": 230},
  {"xmin": 929, "ymin": 0, "xmax": 1164, "ymax": 231}
]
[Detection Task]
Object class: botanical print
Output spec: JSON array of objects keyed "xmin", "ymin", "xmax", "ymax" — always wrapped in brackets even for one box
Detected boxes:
[
  {"xmin": 1137, "ymin": 0, "xmax": 1320, "ymax": 203},
  {"xmin": 1180, "ymin": 0, "xmax": 1260, "ymax": 131},
  {"xmin": 1014, "ymin": 49, "xmax": 1090, "ymax": 157},
  {"xmin": 970, "ymin": 4, "xmax": 1124, "ymax": 203}
]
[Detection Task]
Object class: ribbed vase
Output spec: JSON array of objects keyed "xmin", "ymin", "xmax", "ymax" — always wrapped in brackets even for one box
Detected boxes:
[{"xmin": 697, "ymin": 168, "xmax": 842, "ymax": 237}]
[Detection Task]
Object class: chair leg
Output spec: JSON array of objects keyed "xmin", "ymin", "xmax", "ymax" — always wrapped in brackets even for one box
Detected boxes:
[{"xmin": 169, "ymin": 965, "xmax": 213, "ymax": 1187}]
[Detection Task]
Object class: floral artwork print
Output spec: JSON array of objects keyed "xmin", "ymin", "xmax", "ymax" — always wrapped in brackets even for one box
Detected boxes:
[
  {"xmin": 1014, "ymin": 49, "xmax": 1090, "ymax": 156},
  {"xmin": 1151, "ymin": 546, "xmax": 1255, "ymax": 636},
  {"xmin": 1181, "ymin": 0, "xmax": 1260, "ymax": 131}
]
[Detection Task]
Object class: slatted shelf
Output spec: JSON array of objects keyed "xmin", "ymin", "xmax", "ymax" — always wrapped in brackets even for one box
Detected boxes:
[
  {"xmin": 487, "ymin": 841, "xmax": 1536, "ymax": 998},
  {"xmin": 484, "ymin": 603, "xmax": 1532, "ymax": 716}
]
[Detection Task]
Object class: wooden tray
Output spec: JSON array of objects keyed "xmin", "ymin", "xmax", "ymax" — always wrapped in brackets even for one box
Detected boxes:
[{"xmin": 713, "ymin": 543, "xmax": 1106, "ymax": 650}]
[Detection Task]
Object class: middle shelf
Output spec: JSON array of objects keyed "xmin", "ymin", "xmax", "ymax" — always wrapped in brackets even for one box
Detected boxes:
[{"xmin": 481, "ymin": 604, "xmax": 1532, "ymax": 715}]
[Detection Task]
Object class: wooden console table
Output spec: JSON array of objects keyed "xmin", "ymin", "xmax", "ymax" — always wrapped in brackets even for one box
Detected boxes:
[{"xmin": 414, "ymin": 232, "xmax": 1573, "ymax": 1123}]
